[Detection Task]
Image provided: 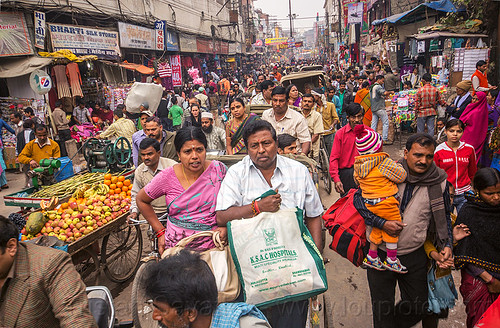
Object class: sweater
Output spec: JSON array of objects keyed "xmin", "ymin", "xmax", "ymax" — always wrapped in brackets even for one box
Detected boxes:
[
  {"xmin": 18, "ymin": 138, "xmax": 61, "ymax": 165},
  {"xmin": 353, "ymin": 152, "xmax": 407, "ymax": 199},
  {"xmin": 434, "ymin": 141, "xmax": 477, "ymax": 194}
]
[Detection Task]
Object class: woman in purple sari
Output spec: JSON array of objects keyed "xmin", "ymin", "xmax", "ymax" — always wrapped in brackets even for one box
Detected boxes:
[
  {"xmin": 286, "ymin": 84, "xmax": 302, "ymax": 107},
  {"xmin": 460, "ymin": 92, "xmax": 489, "ymax": 162},
  {"xmin": 137, "ymin": 127, "xmax": 227, "ymax": 254}
]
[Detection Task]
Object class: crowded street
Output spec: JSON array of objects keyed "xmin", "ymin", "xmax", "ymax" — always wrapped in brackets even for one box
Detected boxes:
[{"xmin": 1, "ymin": 0, "xmax": 500, "ymax": 327}]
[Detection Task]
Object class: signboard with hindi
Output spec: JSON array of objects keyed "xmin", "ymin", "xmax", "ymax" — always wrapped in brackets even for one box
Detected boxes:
[
  {"xmin": 265, "ymin": 37, "xmax": 288, "ymax": 45},
  {"xmin": 171, "ymin": 55, "xmax": 182, "ymax": 87},
  {"xmin": 118, "ymin": 22, "xmax": 155, "ymax": 50},
  {"xmin": 48, "ymin": 23, "xmax": 120, "ymax": 58},
  {"xmin": 0, "ymin": 12, "xmax": 34, "ymax": 57},
  {"xmin": 34, "ymin": 11, "xmax": 46, "ymax": 49},
  {"xmin": 154, "ymin": 20, "xmax": 165, "ymax": 51}
]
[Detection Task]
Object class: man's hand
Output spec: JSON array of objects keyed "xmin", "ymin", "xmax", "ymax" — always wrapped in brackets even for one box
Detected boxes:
[
  {"xmin": 453, "ymin": 223, "xmax": 470, "ymax": 242},
  {"xmin": 488, "ymin": 278, "xmax": 500, "ymax": 293},
  {"xmin": 214, "ymin": 226, "xmax": 228, "ymax": 245},
  {"xmin": 334, "ymin": 181, "xmax": 344, "ymax": 195},
  {"xmin": 440, "ymin": 246, "xmax": 452, "ymax": 262},
  {"xmin": 127, "ymin": 212, "xmax": 138, "ymax": 224},
  {"xmin": 29, "ymin": 160, "xmax": 39, "ymax": 169},
  {"xmin": 257, "ymin": 193, "xmax": 282, "ymax": 213},
  {"xmin": 382, "ymin": 221, "xmax": 406, "ymax": 237}
]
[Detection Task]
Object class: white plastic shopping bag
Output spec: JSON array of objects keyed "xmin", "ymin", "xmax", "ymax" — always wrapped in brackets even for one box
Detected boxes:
[
  {"xmin": 228, "ymin": 208, "xmax": 327, "ymax": 308},
  {"xmin": 125, "ymin": 82, "xmax": 163, "ymax": 113}
]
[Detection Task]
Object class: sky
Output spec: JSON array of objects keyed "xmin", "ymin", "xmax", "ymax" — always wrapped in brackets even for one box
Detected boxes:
[{"xmin": 253, "ymin": 0, "xmax": 325, "ymax": 31}]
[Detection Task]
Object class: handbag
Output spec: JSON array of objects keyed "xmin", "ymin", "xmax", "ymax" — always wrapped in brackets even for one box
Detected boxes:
[
  {"xmin": 228, "ymin": 207, "xmax": 327, "ymax": 308},
  {"xmin": 322, "ymin": 189, "xmax": 367, "ymax": 267},
  {"xmin": 161, "ymin": 230, "xmax": 240, "ymax": 303},
  {"xmin": 427, "ymin": 262, "xmax": 458, "ymax": 314}
]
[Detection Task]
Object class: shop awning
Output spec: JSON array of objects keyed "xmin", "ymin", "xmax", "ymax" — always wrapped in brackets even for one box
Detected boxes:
[
  {"xmin": 372, "ymin": 0, "xmax": 464, "ymax": 25},
  {"xmin": 100, "ymin": 60, "xmax": 154, "ymax": 75},
  {"xmin": 38, "ymin": 49, "xmax": 98, "ymax": 62},
  {"xmin": 0, "ymin": 56, "xmax": 53, "ymax": 78},
  {"xmin": 408, "ymin": 31, "xmax": 488, "ymax": 40}
]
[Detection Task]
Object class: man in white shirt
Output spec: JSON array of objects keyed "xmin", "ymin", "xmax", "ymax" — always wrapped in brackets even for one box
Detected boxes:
[
  {"xmin": 200, "ymin": 112, "xmax": 226, "ymax": 151},
  {"xmin": 262, "ymin": 86, "xmax": 311, "ymax": 155},
  {"xmin": 251, "ymin": 80, "xmax": 274, "ymax": 105},
  {"xmin": 216, "ymin": 119, "xmax": 323, "ymax": 328}
]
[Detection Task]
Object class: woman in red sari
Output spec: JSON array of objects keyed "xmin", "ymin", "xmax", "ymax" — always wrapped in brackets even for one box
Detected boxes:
[{"xmin": 454, "ymin": 167, "xmax": 500, "ymax": 328}]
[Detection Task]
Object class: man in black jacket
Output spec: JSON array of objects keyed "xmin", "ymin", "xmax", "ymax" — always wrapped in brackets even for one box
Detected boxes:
[
  {"xmin": 156, "ymin": 91, "xmax": 173, "ymax": 131},
  {"xmin": 447, "ymin": 80, "xmax": 473, "ymax": 119}
]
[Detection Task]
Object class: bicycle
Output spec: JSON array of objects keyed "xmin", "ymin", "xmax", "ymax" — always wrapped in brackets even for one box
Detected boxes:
[
  {"xmin": 129, "ymin": 214, "xmax": 168, "ymax": 328},
  {"xmin": 318, "ymin": 133, "xmax": 332, "ymax": 195}
]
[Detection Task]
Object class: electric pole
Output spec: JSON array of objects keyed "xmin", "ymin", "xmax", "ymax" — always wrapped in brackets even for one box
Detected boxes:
[{"xmin": 288, "ymin": 0, "xmax": 293, "ymax": 37}]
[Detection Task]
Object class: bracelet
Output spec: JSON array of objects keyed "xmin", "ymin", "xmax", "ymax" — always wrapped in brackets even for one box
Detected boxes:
[
  {"xmin": 155, "ymin": 228, "xmax": 166, "ymax": 238},
  {"xmin": 251, "ymin": 200, "xmax": 260, "ymax": 217},
  {"xmin": 254, "ymin": 200, "xmax": 260, "ymax": 215},
  {"xmin": 486, "ymin": 276, "xmax": 495, "ymax": 285}
]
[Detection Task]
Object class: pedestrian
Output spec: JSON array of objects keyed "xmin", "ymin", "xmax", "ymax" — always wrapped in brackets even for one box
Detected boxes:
[
  {"xmin": 434, "ymin": 119, "xmax": 477, "ymax": 214},
  {"xmin": 168, "ymin": 96, "xmax": 183, "ymax": 131},
  {"xmin": 23, "ymin": 107, "xmax": 42, "ymax": 125},
  {"xmin": 415, "ymin": 73, "xmax": 446, "ymax": 134},
  {"xmin": 447, "ymin": 80, "xmax": 472, "ymax": 119},
  {"xmin": 51, "ymin": 100, "xmax": 72, "ymax": 157},
  {"xmin": 96, "ymin": 108, "xmax": 136, "ymax": 143},
  {"xmin": 200, "ymin": 112, "xmax": 226, "ymax": 151},
  {"xmin": 454, "ymin": 167, "xmax": 500, "ymax": 328},
  {"xmin": 225, "ymin": 98, "xmax": 259, "ymax": 155},
  {"xmin": 183, "ymin": 104, "xmax": 202, "ymax": 128},
  {"xmin": 355, "ymin": 133, "xmax": 452, "ymax": 328},
  {"xmin": 300, "ymin": 93, "xmax": 324, "ymax": 159},
  {"xmin": 471, "ymin": 60, "xmax": 496, "ymax": 93},
  {"xmin": 355, "ymin": 81, "xmax": 372, "ymax": 127},
  {"xmin": 460, "ymin": 92, "xmax": 489, "ymax": 161},
  {"xmin": 215, "ymin": 119, "xmax": 323, "ymax": 328},
  {"xmin": 16, "ymin": 119, "xmax": 34, "ymax": 188},
  {"xmin": 251, "ymin": 80, "xmax": 274, "ymax": 105},
  {"xmin": 311, "ymin": 88, "xmax": 339, "ymax": 157},
  {"xmin": 384, "ymin": 68, "xmax": 400, "ymax": 92},
  {"xmin": 286, "ymin": 84, "xmax": 301, "ymax": 107},
  {"xmin": 370, "ymin": 75, "xmax": 392, "ymax": 143},
  {"xmin": 338, "ymin": 81, "xmax": 353, "ymax": 126},
  {"xmin": 156, "ymin": 90, "xmax": 173, "ymax": 131},
  {"xmin": 353, "ymin": 125, "xmax": 408, "ymax": 273},
  {"xmin": 434, "ymin": 117, "xmax": 447, "ymax": 144},
  {"xmin": 10, "ymin": 112, "xmax": 23, "ymax": 135},
  {"xmin": 329, "ymin": 102, "xmax": 365, "ymax": 197},
  {"xmin": 131, "ymin": 111, "xmax": 154, "ymax": 167},
  {"xmin": 277, "ymin": 133, "xmax": 298, "ymax": 155}
]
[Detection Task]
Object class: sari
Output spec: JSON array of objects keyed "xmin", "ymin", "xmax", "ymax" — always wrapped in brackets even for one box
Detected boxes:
[
  {"xmin": 228, "ymin": 113, "xmax": 259, "ymax": 154},
  {"xmin": 460, "ymin": 92, "xmax": 489, "ymax": 161},
  {"xmin": 354, "ymin": 88, "xmax": 372, "ymax": 126},
  {"xmin": 144, "ymin": 160, "xmax": 227, "ymax": 251}
]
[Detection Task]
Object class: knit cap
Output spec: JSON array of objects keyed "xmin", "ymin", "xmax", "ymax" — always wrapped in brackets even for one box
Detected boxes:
[{"xmin": 354, "ymin": 124, "xmax": 382, "ymax": 155}]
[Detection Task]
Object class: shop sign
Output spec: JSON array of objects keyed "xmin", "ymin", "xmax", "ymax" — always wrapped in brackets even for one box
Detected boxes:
[
  {"xmin": 48, "ymin": 23, "xmax": 120, "ymax": 58},
  {"xmin": 154, "ymin": 20, "xmax": 165, "ymax": 51},
  {"xmin": 265, "ymin": 37, "xmax": 288, "ymax": 45},
  {"xmin": 118, "ymin": 22, "xmax": 155, "ymax": 50},
  {"xmin": 278, "ymin": 41, "xmax": 303, "ymax": 49},
  {"xmin": 179, "ymin": 34, "xmax": 197, "ymax": 53},
  {"xmin": 170, "ymin": 55, "xmax": 182, "ymax": 87},
  {"xmin": 0, "ymin": 12, "xmax": 34, "ymax": 57},
  {"xmin": 347, "ymin": 3, "xmax": 363, "ymax": 24},
  {"xmin": 196, "ymin": 38, "xmax": 228, "ymax": 54},
  {"xmin": 166, "ymin": 30, "xmax": 179, "ymax": 51},
  {"xmin": 34, "ymin": 11, "xmax": 46, "ymax": 49}
]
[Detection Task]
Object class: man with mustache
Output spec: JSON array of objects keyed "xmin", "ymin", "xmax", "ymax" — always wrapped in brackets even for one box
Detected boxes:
[
  {"xmin": 128, "ymin": 138, "xmax": 176, "ymax": 222},
  {"xmin": 354, "ymin": 133, "xmax": 453, "ymax": 328},
  {"xmin": 200, "ymin": 112, "xmax": 226, "ymax": 151},
  {"xmin": 144, "ymin": 116, "xmax": 178, "ymax": 162}
]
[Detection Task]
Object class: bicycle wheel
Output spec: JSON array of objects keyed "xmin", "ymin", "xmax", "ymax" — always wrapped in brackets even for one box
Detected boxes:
[
  {"xmin": 102, "ymin": 224, "xmax": 143, "ymax": 283},
  {"xmin": 319, "ymin": 148, "xmax": 332, "ymax": 194},
  {"xmin": 131, "ymin": 260, "xmax": 159, "ymax": 328},
  {"xmin": 72, "ymin": 247, "xmax": 100, "ymax": 286}
]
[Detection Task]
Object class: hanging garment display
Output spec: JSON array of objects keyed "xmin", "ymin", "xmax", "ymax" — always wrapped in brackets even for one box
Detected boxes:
[
  {"xmin": 51, "ymin": 65, "xmax": 72, "ymax": 99},
  {"xmin": 157, "ymin": 62, "xmax": 172, "ymax": 77},
  {"xmin": 66, "ymin": 62, "xmax": 83, "ymax": 98}
]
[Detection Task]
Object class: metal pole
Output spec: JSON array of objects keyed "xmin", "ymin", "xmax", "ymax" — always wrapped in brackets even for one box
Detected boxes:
[{"xmin": 288, "ymin": 0, "xmax": 293, "ymax": 37}]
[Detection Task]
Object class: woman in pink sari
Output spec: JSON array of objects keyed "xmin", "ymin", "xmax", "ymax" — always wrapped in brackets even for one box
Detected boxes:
[
  {"xmin": 137, "ymin": 127, "xmax": 227, "ymax": 254},
  {"xmin": 460, "ymin": 92, "xmax": 489, "ymax": 162}
]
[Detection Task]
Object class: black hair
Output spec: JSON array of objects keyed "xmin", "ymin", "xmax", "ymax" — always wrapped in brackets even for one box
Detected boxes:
[
  {"xmin": 405, "ymin": 133, "xmax": 436, "ymax": 151},
  {"xmin": 285, "ymin": 84, "xmax": 298, "ymax": 99},
  {"xmin": 404, "ymin": 81, "xmax": 412, "ymax": 88},
  {"xmin": 271, "ymin": 86, "xmax": 287, "ymax": 99},
  {"xmin": 139, "ymin": 137, "xmax": 160, "ymax": 152},
  {"xmin": 190, "ymin": 103, "xmax": 201, "ymax": 111},
  {"xmin": 35, "ymin": 125, "xmax": 47, "ymax": 133},
  {"xmin": 116, "ymin": 104, "xmax": 125, "ymax": 111},
  {"xmin": 171, "ymin": 95, "xmax": 178, "ymax": 104},
  {"xmin": 24, "ymin": 107, "xmax": 34, "ymax": 115},
  {"xmin": 242, "ymin": 119, "xmax": 275, "ymax": 148},
  {"xmin": 302, "ymin": 93, "xmax": 314, "ymax": 101},
  {"xmin": 476, "ymin": 60, "xmax": 487, "ymax": 69},
  {"xmin": 345, "ymin": 102, "xmax": 364, "ymax": 117},
  {"xmin": 145, "ymin": 116, "xmax": 161, "ymax": 125},
  {"xmin": 114, "ymin": 109, "xmax": 124, "ymax": 118},
  {"xmin": 143, "ymin": 250, "xmax": 218, "ymax": 316},
  {"xmin": 23, "ymin": 119, "xmax": 34, "ymax": 129},
  {"xmin": 54, "ymin": 100, "xmax": 62, "ymax": 108},
  {"xmin": 445, "ymin": 118, "xmax": 465, "ymax": 131},
  {"xmin": 436, "ymin": 117, "xmax": 447, "ymax": 125},
  {"xmin": 376, "ymin": 75, "xmax": 384, "ymax": 81},
  {"xmin": 422, "ymin": 73, "xmax": 432, "ymax": 82},
  {"xmin": 361, "ymin": 81, "xmax": 370, "ymax": 88},
  {"xmin": 0, "ymin": 216, "xmax": 18, "ymax": 254},
  {"xmin": 473, "ymin": 168, "xmax": 500, "ymax": 192},
  {"xmin": 489, "ymin": 89, "xmax": 499, "ymax": 100},
  {"xmin": 12, "ymin": 112, "xmax": 22, "ymax": 120},
  {"xmin": 230, "ymin": 97, "xmax": 245, "ymax": 108},
  {"xmin": 260, "ymin": 80, "xmax": 274, "ymax": 91},
  {"xmin": 174, "ymin": 126, "xmax": 207, "ymax": 152},
  {"xmin": 339, "ymin": 80, "xmax": 346, "ymax": 86},
  {"xmin": 277, "ymin": 133, "xmax": 297, "ymax": 150}
]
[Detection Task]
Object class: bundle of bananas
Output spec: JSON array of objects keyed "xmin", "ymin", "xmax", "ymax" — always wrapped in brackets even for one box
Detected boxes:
[
  {"xmin": 72, "ymin": 183, "xmax": 91, "ymax": 199},
  {"xmin": 83, "ymin": 183, "xmax": 110, "ymax": 198}
]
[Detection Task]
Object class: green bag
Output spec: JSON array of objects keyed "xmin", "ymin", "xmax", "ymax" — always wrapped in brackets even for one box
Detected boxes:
[{"xmin": 228, "ymin": 207, "xmax": 328, "ymax": 308}]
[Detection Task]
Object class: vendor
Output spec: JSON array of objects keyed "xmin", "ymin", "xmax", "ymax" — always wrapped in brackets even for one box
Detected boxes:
[
  {"xmin": 72, "ymin": 100, "xmax": 92, "ymax": 125},
  {"xmin": 18, "ymin": 125, "xmax": 60, "ymax": 169},
  {"xmin": 91, "ymin": 103, "xmax": 113, "ymax": 125},
  {"xmin": 52, "ymin": 100, "xmax": 72, "ymax": 157},
  {"xmin": 96, "ymin": 108, "xmax": 136, "ymax": 143}
]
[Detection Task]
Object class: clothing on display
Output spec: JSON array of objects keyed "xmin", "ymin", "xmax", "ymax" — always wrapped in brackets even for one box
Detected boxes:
[
  {"xmin": 65, "ymin": 63, "xmax": 84, "ymax": 98},
  {"xmin": 51, "ymin": 65, "xmax": 72, "ymax": 99},
  {"xmin": 158, "ymin": 62, "xmax": 172, "ymax": 77}
]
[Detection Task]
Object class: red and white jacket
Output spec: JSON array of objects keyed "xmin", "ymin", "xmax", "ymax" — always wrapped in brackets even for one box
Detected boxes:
[{"xmin": 434, "ymin": 141, "xmax": 477, "ymax": 194}]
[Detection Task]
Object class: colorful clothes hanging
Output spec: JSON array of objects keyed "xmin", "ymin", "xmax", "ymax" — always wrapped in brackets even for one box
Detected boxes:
[
  {"xmin": 158, "ymin": 62, "xmax": 172, "ymax": 77},
  {"xmin": 51, "ymin": 65, "xmax": 72, "ymax": 99},
  {"xmin": 66, "ymin": 62, "xmax": 83, "ymax": 98}
]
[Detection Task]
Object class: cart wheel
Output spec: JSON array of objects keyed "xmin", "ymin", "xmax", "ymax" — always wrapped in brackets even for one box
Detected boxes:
[
  {"xmin": 113, "ymin": 137, "xmax": 132, "ymax": 165},
  {"xmin": 73, "ymin": 247, "xmax": 101, "ymax": 286},
  {"xmin": 101, "ymin": 224, "xmax": 142, "ymax": 283},
  {"xmin": 132, "ymin": 260, "xmax": 160, "ymax": 328},
  {"xmin": 319, "ymin": 149, "xmax": 332, "ymax": 194}
]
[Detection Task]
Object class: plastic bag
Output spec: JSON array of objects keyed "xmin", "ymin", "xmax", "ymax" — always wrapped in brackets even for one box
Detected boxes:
[{"xmin": 125, "ymin": 82, "xmax": 163, "ymax": 114}]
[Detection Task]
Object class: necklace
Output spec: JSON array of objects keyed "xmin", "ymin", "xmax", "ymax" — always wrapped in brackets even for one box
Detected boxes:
[{"xmin": 182, "ymin": 165, "xmax": 193, "ymax": 187}]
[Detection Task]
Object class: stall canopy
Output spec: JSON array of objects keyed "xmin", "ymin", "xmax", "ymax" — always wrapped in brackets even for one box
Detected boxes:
[
  {"xmin": 372, "ymin": 0, "xmax": 464, "ymax": 25},
  {"xmin": 100, "ymin": 60, "xmax": 154, "ymax": 75},
  {"xmin": 0, "ymin": 56, "xmax": 53, "ymax": 78},
  {"xmin": 408, "ymin": 31, "xmax": 488, "ymax": 40}
]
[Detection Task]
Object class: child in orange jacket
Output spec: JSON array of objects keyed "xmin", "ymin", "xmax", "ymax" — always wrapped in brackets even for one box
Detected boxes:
[{"xmin": 353, "ymin": 124, "xmax": 408, "ymax": 273}]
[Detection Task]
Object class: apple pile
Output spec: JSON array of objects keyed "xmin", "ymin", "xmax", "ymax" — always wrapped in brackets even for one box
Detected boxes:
[{"xmin": 21, "ymin": 194, "xmax": 131, "ymax": 243}]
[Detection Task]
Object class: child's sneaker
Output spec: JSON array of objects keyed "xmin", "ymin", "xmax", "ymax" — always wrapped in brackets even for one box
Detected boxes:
[
  {"xmin": 362, "ymin": 255, "xmax": 386, "ymax": 271},
  {"xmin": 383, "ymin": 257, "xmax": 408, "ymax": 273}
]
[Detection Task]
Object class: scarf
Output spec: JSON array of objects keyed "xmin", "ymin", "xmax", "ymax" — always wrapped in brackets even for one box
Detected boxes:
[
  {"xmin": 454, "ymin": 193, "xmax": 500, "ymax": 273},
  {"xmin": 454, "ymin": 92, "xmax": 471, "ymax": 109},
  {"xmin": 400, "ymin": 159, "xmax": 450, "ymax": 249},
  {"xmin": 460, "ymin": 92, "xmax": 489, "ymax": 161}
]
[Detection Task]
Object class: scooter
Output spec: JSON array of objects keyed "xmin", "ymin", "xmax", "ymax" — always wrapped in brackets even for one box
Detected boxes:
[{"xmin": 86, "ymin": 286, "xmax": 134, "ymax": 328}]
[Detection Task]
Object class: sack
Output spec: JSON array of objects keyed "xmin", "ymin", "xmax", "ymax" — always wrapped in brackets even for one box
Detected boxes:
[
  {"xmin": 323, "ymin": 189, "xmax": 367, "ymax": 266},
  {"xmin": 427, "ymin": 262, "xmax": 458, "ymax": 314},
  {"xmin": 228, "ymin": 208, "xmax": 327, "ymax": 308},
  {"xmin": 125, "ymin": 82, "xmax": 163, "ymax": 114},
  {"xmin": 162, "ymin": 230, "xmax": 240, "ymax": 303}
]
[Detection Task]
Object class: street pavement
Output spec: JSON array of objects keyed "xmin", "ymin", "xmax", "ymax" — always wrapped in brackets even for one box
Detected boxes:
[{"xmin": 0, "ymin": 140, "xmax": 468, "ymax": 326}]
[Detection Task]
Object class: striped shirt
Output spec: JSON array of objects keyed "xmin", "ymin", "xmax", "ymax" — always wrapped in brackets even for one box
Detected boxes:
[
  {"xmin": 99, "ymin": 117, "xmax": 136, "ymax": 143},
  {"xmin": 216, "ymin": 155, "xmax": 323, "ymax": 218}
]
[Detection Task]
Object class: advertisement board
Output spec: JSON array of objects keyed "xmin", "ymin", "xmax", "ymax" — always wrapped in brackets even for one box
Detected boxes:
[
  {"xmin": 34, "ymin": 11, "xmax": 46, "ymax": 49},
  {"xmin": 118, "ymin": 22, "xmax": 155, "ymax": 50},
  {"xmin": 0, "ymin": 12, "xmax": 33, "ymax": 57},
  {"xmin": 171, "ymin": 55, "xmax": 182, "ymax": 87}
]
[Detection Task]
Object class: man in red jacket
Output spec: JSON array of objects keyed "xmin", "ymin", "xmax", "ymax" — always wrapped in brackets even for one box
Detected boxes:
[{"xmin": 471, "ymin": 60, "xmax": 496, "ymax": 93}]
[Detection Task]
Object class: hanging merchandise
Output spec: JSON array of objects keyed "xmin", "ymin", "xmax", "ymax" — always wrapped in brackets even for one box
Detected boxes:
[
  {"xmin": 66, "ymin": 62, "xmax": 83, "ymax": 98},
  {"xmin": 158, "ymin": 61, "xmax": 172, "ymax": 78},
  {"xmin": 417, "ymin": 41, "xmax": 426, "ymax": 54},
  {"xmin": 51, "ymin": 65, "xmax": 72, "ymax": 99}
]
